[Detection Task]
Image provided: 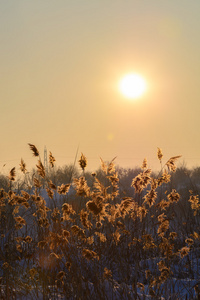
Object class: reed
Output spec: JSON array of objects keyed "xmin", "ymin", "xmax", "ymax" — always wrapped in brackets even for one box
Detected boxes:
[{"xmin": 0, "ymin": 144, "xmax": 200, "ymax": 299}]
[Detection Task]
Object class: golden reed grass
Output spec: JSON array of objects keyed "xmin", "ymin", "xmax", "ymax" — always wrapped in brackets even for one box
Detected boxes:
[{"xmin": 1, "ymin": 144, "xmax": 200, "ymax": 299}]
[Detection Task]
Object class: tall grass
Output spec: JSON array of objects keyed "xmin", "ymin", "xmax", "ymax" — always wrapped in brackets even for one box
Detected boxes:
[{"xmin": 0, "ymin": 145, "xmax": 200, "ymax": 299}]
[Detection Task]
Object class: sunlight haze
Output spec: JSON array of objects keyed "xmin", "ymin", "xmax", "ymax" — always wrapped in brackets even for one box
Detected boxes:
[
  {"xmin": 1, "ymin": 1, "xmax": 200, "ymax": 173},
  {"xmin": 119, "ymin": 73, "xmax": 147, "ymax": 99}
]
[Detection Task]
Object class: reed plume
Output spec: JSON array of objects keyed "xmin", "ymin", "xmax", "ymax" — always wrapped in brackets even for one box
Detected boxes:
[
  {"xmin": 157, "ymin": 147, "xmax": 163, "ymax": 161},
  {"xmin": 19, "ymin": 158, "xmax": 27, "ymax": 173},
  {"xmin": 28, "ymin": 143, "xmax": 39, "ymax": 157},
  {"xmin": 8, "ymin": 167, "xmax": 16, "ymax": 181},
  {"xmin": 36, "ymin": 160, "xmax": 46, "ymax": 178},
  {"xmin": 49, "ymin": 151, "xmax": 56, "ymax": 167},
  {"xmin": 166, "ymin": 155, "xmax": 181, "ymax": 172},
  {"xmin": 79, "ymin": 153, "xmax": 87, "ymax": 171}
]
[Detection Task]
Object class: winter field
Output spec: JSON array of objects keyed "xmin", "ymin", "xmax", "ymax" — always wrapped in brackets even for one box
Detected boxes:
[{"xmin": 1, "ymin": 145, "xmax": 200, "ymax": 299}]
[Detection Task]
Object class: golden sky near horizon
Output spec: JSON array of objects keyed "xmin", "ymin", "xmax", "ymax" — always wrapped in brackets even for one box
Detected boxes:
[{"xmin": 1, "ymin": 1, "xmax": 200, "ymax": 174}]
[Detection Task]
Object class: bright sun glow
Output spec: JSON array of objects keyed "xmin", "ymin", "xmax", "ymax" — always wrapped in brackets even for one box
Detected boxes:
[{"xmin": 119, "ymin": 73, "xmax": 147, "ymax": 99}]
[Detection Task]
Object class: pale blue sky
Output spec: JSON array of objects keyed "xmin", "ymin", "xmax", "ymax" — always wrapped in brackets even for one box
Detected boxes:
[{"xmin": 1, "ymin": 1, "xmax": 200, "ymax": 173}]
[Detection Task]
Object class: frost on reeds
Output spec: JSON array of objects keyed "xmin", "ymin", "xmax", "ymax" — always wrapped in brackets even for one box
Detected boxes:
[{"xmin": 1, "ymin": 144, "xmax": 200, "ymax": 299}]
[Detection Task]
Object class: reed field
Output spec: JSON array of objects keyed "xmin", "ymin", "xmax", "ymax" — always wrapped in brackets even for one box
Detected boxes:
[{"xmin": 1, "ymin": 144, "xmax": 200, "ymax": 299}]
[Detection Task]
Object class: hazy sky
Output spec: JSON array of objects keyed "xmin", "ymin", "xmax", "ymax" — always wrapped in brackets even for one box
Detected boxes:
[{"xmin": 1, "ymin": 1, "xmax": 200, "ymax": 173}]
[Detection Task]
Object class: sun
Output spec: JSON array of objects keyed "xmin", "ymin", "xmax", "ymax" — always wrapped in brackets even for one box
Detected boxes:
[{"xmin": 119, "ymin": 73, "xmax": 147, "ymax": 99}]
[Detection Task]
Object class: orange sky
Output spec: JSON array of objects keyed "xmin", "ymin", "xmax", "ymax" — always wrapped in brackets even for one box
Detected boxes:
[{"xmin": 1, "ymin": 1, "xmax": 200, "ymax": 174}]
